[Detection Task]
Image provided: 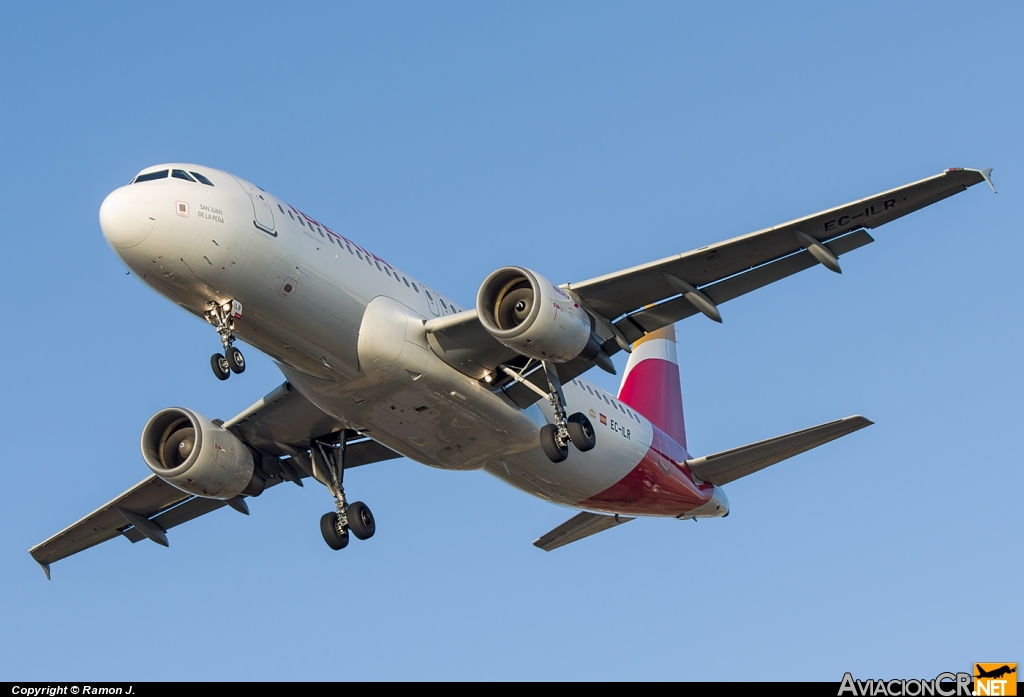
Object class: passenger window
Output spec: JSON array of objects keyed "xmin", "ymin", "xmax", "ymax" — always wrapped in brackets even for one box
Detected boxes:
[
  {"xmin": 384, "ymin": 266, "xmax": 392, "ymax": 277},
  {"xmin": 278, "ymin": 204, "xmax": 285, "ymax": 213},
  {"xmin": 354, "ymin": 249, "xmax": 362, "ymax": 260},
  {"xmin": 172, "ymin": 169, "xmax": 196, "ymax": 182},
  {"xmin": 288, "ymin": 210, "xmax": 295, "ymax": 220},
  {"xmin": 403, "ymin": 277, "xmax": 410, "ymax": 287},
  {"xmin": 299, "ymin": 218, "xmax": 305, "ymax": 227},
  {"xmin": 134, "ymin": 170, "xmax": 168, "ymax": 183},
  {"xmin": 189, "ymin": 172, "xmax": 214, "ymax": 186},
  {"xmin": 412, "ymin": 283, "xmax": 420, "ymax": 293},
  {"xmin": 345, "ymin": 243, "xmax": 353, "ymax": 254},
  {"xmin": 317, "ymin": 227, "xmax": 324, "ymax": 238},
  {"xmin": 374, "ymin": 261, "xmax": 382, "ymax": 271}
]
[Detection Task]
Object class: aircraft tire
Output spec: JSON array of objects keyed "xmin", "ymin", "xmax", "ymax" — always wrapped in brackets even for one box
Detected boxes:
[
  {"xmin": 320, "ymin": 512, "xmax": 349, "ymax": 550},
  {"xmin": 211, "ymin": 353, "xmax": 231, "ymax": 381},
  {"xmin": 567, "ymin": 413, "xmax": 596, "ymax": 452},
  {"xmin": 540, "ymin": 424, "xmax": 568, "ymax": 463},
  {"xmin": 347, "ymin": 501, "xmax": 376, "ymax": 540},
  {"xmin": 227, "ymin": 346, "xmax": 246, "ymax": 374}
]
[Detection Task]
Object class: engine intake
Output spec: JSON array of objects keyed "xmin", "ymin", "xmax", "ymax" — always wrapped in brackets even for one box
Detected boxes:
[
  {"xmin": 141, "ymin": 408, "xmax": 264, "ymax": 499},
  {"xmin": 477, "ymin": 266, "xmax": 594, "ymax": 363}
]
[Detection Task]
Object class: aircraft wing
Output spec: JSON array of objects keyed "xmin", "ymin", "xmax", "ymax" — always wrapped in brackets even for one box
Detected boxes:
[
  {"xmin": 427, "ymin": 168, "xmax": 992, "ymax": 407},
  {"xmin": 566, "ymin": 167, "xmax": 994, "ymax": 344},
  {"xmin": 29, "ymin": 382, "xmax": 401, "ymax": 578}
]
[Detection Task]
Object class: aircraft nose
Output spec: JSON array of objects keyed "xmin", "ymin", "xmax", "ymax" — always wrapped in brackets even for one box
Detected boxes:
[{"xmin": 99, "ymin": 185, "xmax": 158, "ymax": 249}]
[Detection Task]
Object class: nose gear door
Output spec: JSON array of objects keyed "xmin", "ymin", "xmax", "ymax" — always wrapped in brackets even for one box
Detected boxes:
[{"xmin": 234, "ymin": 177, "xmax": 276, "ymax": 235}]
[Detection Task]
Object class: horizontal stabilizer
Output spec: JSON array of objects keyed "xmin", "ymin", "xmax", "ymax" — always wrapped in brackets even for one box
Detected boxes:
[
  {"xmin": 533, "ymin": 511, "xmax": 634, "ymax": 552},
  {"xmin": 685, "ymin": 415, "xmax": 872, "ymax": 486}
]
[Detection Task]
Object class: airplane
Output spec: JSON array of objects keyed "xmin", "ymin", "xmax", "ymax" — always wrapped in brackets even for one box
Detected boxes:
[
  {"xmin": 976, "ymin": 666, "xmax": 1016, "ymax": 680},
  {"xmin": 29, "ymin": 163, "xmax": 995, "ymax": 577}
]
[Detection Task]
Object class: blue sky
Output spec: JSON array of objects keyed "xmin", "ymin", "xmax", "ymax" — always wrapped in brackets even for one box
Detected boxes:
[{"xmin": 1, "ymin": 2, "xmax": 1020, "ymax": 681}]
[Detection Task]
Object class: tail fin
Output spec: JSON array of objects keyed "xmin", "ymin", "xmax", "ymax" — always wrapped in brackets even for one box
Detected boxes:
[{"xmin": 617, "ymin": 325, "xmax": 687, "ymax": 450}]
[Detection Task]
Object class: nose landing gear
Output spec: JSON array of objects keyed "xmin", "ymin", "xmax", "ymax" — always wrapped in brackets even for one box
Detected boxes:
[
  {"xmin": 205, "ymin": 300, "xmax": 246, "ymax": 380},
  {"xmin": 314, "ymin": 433, "xmax": 376, "ymax": 551}
]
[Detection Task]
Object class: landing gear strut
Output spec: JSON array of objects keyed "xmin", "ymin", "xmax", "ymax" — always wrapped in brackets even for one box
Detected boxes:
[
  {"xmin": 499, "ymin": 360, "xmax": 598, "ymax": 463},
  {"xmin": 314, "ymin": 433, "xmax": 375, "ymax": 551},
  {"xmin": 537, "ymin": 361, "xmax": 596, "ymax": 463},
  {"xmin": 205, "ymin": 300, "xmax": 245, "ymax": 380}
]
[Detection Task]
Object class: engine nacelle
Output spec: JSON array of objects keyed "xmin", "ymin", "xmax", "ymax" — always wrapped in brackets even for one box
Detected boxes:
[
  {"xmin": 477, "ymin": 266, "xmax": 594, "ymax": 363},
  {"xmin": 141, "ymin": 408, "xmax": 263, "ymax": 499}
]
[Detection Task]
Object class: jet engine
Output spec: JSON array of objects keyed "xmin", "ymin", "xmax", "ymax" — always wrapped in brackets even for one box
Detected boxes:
[
  {"xmin": 477, "ymin": 266, "xmax": 599, "ymax": 363},
  {"xmin": 141, "ymin": 408, "xmax": 264, "ymax": 499}
]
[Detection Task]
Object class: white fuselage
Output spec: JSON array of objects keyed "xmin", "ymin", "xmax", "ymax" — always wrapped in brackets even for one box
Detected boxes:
[{"xmin": 100, "ymin": 164, "xmax": 723, "ymax": 518}]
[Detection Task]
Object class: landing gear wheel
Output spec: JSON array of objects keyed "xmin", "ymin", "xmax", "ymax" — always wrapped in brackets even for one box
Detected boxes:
[
  {"xmin": 540, "ymin": 423, "xmax": 568, "ymax": 463},
  {"xmin": 567, "ymin": 413, "xmax": 597, "ymax": 452},
  {"xmin": 347, "ymin": 501, "xmax": 376, "ymax": 540},
  {"xmin": 227, "ymin": 345, "xmax": 246, "ymax": 374},
  {"xmin": 320, "ymin": 512, "xmax": 349, "ymax": 550},
  {"xmin": 211, "ymin": 353, "xmax": 230, "ymax": 381}
]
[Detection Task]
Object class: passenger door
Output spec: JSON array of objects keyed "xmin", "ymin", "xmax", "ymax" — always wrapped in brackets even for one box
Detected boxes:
[{"xmin": 234, "ymin": 177, "xmax": 276, "ymax": 235}]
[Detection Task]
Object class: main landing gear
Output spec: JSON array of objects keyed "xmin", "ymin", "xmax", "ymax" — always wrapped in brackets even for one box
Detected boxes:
[
  {"xmin": 313, "ymin": 433, "xmax": 376, "ymax": 551},
  {"xmin": 538, "ymin": 361, "xmax": 596, "ymax": 463},
  {"xmin": 206, "ymin": 300, "xmax": 246, "ymax": 381}
]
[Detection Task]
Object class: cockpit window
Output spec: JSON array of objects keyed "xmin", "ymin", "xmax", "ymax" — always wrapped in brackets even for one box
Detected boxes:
[
  {"xmin": 190, "ymin": 172, "xmax": 214, "ymax": 186},
  {"xmin": 172, "ymin": 169, "xmax": 196, "ymax": 182},
  {"xmin": 134, "ymin": 170, "xmax": 168, "ymax": 183}
]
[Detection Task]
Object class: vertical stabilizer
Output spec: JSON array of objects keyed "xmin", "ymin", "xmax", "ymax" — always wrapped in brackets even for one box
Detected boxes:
[{"xmin": 617, "ymin": 325, "xmax": 687, "ymax": 449}]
